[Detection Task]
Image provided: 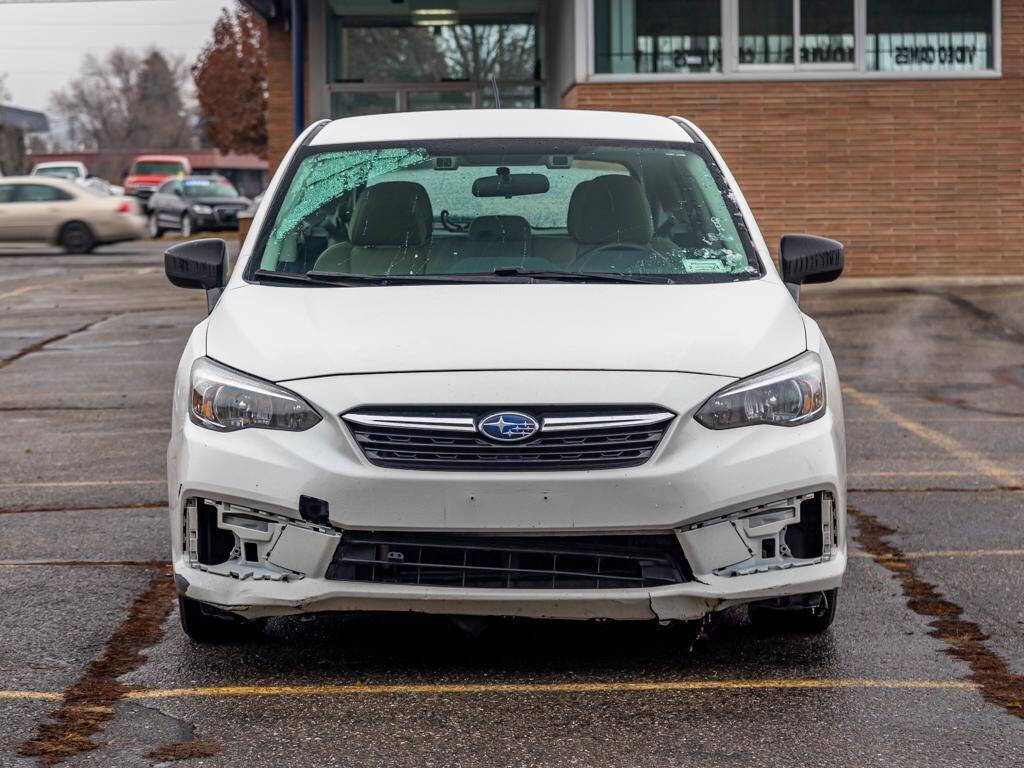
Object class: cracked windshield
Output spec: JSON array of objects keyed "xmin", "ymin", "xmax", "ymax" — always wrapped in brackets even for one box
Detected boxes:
[{"xmin": 258, "ymin": 142, "xmax": 756, "ymax": 281}]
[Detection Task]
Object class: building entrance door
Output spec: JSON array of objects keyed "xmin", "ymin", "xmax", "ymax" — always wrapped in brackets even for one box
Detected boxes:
[{"xmin": 323, "ymin": 0, "xmax": 542, "ymax": 118}]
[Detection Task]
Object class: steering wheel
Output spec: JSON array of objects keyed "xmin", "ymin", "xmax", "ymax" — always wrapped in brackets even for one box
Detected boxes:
[{"xmin": 574, "ymin": 241, "xmax": 667, "ymax": 273}]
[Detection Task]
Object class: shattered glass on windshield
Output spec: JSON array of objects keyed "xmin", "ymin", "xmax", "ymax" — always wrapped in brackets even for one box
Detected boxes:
[{"xmin": 255, "ymin": 140, "xmax": 761, "ymax": 282}]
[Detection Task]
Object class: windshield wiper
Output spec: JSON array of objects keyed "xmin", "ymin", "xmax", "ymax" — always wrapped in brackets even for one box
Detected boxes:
[
  {"xmin": 305, "ymin": 270, "xmax": 493, "ymax": 285},
  {"xmin": 253, "ymin": 269, "xmax": 348, "ymax": 287},
  {"xmin": 489, "ymin": 267, "xmax": 664, "ymax": 284}
]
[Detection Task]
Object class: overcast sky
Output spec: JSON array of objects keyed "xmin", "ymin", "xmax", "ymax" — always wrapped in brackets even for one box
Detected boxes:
[{"xmin": 0, "ymin": 0, "xmax": 230, "ymax": 112}]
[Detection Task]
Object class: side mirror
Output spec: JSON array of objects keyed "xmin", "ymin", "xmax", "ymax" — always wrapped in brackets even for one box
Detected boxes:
[
  {"xmin": 173, "ymin": 188, "xmax": 183, "ymax": 197},
  {"xmin": 779, "ymin": 234, "xmax": 844, "ymax": 302},
  {"xmin": 165, "ymin": 238, "xmax": 229, "ymax": 313}
]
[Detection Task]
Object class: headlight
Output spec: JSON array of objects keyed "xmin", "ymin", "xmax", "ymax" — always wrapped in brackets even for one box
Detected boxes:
[
  {"xmin": 190, "ymin": 357, "xmax": 321, "ymax": 432},
  {"xmin": 694, "ymin": 351, "xmax": 826, "ymax": 429},
  {"xmin": 191, "ymin": 204, "xmax": 214, "ymax": 215}
]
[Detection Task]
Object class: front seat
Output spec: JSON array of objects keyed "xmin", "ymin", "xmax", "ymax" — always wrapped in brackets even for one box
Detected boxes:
[
  {"xmin": 568, "ymin": 174, "xmax": 654, "ymax": 252},
  {"xmin": 313, "ymin": 181, "xmax": 433, "ymax": 275}
]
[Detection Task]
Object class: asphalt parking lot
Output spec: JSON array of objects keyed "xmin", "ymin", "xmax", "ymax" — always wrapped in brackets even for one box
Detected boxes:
[{"xmin": 1, "ymin": 240, "xmax": 1023, "ymax": 767}]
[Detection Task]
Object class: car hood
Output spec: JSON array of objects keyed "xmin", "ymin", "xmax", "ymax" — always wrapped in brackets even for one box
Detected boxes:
[
  {"xmin": 206, "ymin": 280, "xmax": 806, "ymax": 382},
  {"xmin": 125, "ymin": 174, "xmax": 170, "ymax": 186},
  {"xmin": 187, "ymin": 196, "xmax": 249, "ymax": 206}
]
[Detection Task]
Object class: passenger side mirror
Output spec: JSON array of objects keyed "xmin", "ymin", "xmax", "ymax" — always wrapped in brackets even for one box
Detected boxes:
[
  {"xmin": 165, "ymin": 238, "xmax": 229, "ymax": 313},
  {"xmin": 173, "ymin": 188, "xmax": 183, "ymax": 197},
  {"xmin": 779, "ymin": 234, "xmax": 844, "ymax": 302}
]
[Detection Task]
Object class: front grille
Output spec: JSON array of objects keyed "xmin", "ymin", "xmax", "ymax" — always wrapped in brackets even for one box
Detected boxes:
[
  {"xmin": 213, "ymin": 205, "xmax": 243, "ymax": 224},
  {"xmin": 326, "ymin": 531, "xmax": 691, "ymax": 589},
  {"xmin": 343, "ymin": 407, "xmax": 674, "ymax": 471}
]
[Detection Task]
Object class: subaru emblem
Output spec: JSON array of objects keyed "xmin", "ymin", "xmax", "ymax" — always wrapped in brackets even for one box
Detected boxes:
[{"xmin": 477, "ymin": 411, "xmax": 540, "ymax": 442}]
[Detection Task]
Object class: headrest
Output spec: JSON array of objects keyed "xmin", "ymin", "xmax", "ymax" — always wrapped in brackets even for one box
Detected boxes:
[
  {"xmin": 348, "ymin": 181, "xmax": 433, "ymax": 247},
  {"xmin": 567, "ymin": 175, "xmax": 653, "ymax": 245},
  {"xmin": 468, "ymin": 215, "xmax": 531, "ymax": 242}
]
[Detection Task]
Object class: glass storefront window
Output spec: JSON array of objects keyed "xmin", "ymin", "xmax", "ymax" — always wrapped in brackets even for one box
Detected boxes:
[
  {"xmin": 591, "ymin": 1, "xmax": 997, "ymax": 78},
  {"xmin": 594, "ymin": 0, "xmax": 722, "ymax": 74},
  {"xmin": 801, "ymin": 0, "xmax": 854, "ymax": 64},
  {"xmin": 866, "ymin": 0, "xmax": 994, "ymax": 72},
  {"xmin": 327, "ymin": 17, "xmax": 536, "ymax": 84},
  {"xmin": 738, "ymin": 0, "xmax": 794, "ymax": 65}
]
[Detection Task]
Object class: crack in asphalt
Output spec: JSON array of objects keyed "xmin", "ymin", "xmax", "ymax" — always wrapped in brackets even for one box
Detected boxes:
[
  {"xmin": 850, "ymin": 506, "xmax": 1024, "ymax": 720},
  {"xmin": 0, "ymin": 316, "xmax": 110, "ymax": 370},
  {"xmin": 18, "ymin": 567, "xmax": 176, "ymax": 766},
  {"xmin": 0, "ymin": 502, "xmax": 167, "ymax": 516}
]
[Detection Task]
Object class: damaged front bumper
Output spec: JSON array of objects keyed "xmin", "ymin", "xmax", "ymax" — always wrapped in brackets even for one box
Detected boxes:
[{"xmin": 174, "ymin": 492, "xmax": 846, "ymax": 622}]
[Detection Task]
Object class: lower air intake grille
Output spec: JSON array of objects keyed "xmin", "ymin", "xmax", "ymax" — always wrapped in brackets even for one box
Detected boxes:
[
  {"xmin": 325, "ymin": 531, "xmax": 691, "ymax": 589},
  {"xmin": 342, "ymin": 407, "xmax": 674, "ymax": 471}
]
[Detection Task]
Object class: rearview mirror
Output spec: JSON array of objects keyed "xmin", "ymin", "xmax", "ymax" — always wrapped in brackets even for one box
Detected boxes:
[
  {"xmin": 779, "ymin": 234, "xmax": 844, "ymax": 302},
  {"xmin": 165, "ymin": 238, "xmax": 229, "ymax": 313},
  {"xmin": 473, "ymin": 171, "xmax": 549, "ymax": 198}
]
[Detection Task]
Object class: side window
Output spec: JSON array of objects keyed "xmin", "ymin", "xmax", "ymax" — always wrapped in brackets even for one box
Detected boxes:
[
  {"xmin": 158, "ymin": 180, "xmax": 177, "ymax": 195},
  {"xmin": 16, "ymin": 184, "xmax": 72, "ymax": 202},
  {"xmin": 0, "ymin": 185, "xmax": 15, "ymax": 203}
]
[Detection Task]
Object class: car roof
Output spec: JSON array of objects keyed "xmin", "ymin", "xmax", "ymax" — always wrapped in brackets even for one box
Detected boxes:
[
  {"xmin": 310, "ymin": 109, "xmax": 693, "ymax": 147},
  {"xmin": 1, "ymin": 175, "xmax": 78, "ymax": 188},
  {"xmin": 32, "ymin": 161, "xmax": 84, "ymax": 168},
  {"xmin": 134, "ymin": 155, "xmax": 189, "ymax": 162}
]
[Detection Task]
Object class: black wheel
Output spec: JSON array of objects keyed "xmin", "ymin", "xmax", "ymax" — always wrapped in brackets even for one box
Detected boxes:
[
  {"xmin": 148, "ymin": 212, "xmax": 164, "ymax": 238},
  {"xmin": 748, "ymin": 588, "xmax": 839, "ymax": 634},
  {"xmin": 61, "ymin": 221, "xmax": 96, "ymax": 254},
  {"xmin": 178, "ymin": 594, "xmax": 266, "ymax": 644},
  {"xmin": 180, "ymin": 212, "xmax": 194, "ymax": 238}
]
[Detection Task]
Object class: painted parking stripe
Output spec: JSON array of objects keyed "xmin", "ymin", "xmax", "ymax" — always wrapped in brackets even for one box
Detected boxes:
[
  {"xmin": 0, "ymin": 285, "xmax": 42, "ymax": 301},
  {"xmin": 120, "ymin": 679, "xmax": 986, "ymax": 699},
  {"xmin": 0, "ymin": 479, "xmax": 164, "ymax": 489},
  {"xmin": 849, "ymin": 549, "xmax": 1024, "ymax": 559},
  {"xmin": 0, "ymin": 679, "xmax": 977, "ymax": 702},
  {"xmin": 122, "ymin": 679, "xmax": 978, "ymax": 699},
  {"xmin": 843, "ymin": 386, "xmax": 1019, "ymax": 486}
]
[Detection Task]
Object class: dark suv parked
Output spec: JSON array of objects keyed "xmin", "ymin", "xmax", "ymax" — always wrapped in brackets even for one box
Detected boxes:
[{"xmin": 147, "ymin": 175, "xmax": 250, "ymax": 238}]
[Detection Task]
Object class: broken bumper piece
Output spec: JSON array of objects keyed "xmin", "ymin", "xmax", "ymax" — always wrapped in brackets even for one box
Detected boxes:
[{"xmin": 175, "ymin": 493, "xmax": 845, "ymax": 622}]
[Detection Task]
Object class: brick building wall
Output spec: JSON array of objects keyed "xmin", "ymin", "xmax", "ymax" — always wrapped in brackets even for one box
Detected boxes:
[
  {"xmin": 564, "ymin": 2, "xmax": 1024, "ymax": 277},
  {"xmin": 266, "ymin": 20, "xmax": 300, "ymax": 178}
]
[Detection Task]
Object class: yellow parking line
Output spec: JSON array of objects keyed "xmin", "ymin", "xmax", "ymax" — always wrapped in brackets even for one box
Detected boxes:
[
  {"xmin": 0, "ymin": 479, "xmax": 163, "ymax": 490},
  {"xmin": 851, "ymin": 548, "xmax": 1024, "ymax": 559},
  {"xmin": 843, "ymin": 386, "xmax": 1019, "ymax": 486},
  {"xmin": 121, "ymin": 679, "xmax": 977, "ymax": 700},
  {"xmin": 0, "ymin": 690, "xmax": 62, "ymax": 700},
  {"xmin": 849, "ymin": 470, "xmax": 976, "ymax": 477},
  {"xmin": 0, "ymin": 285, "xmax": 41, "ymax": 301}
]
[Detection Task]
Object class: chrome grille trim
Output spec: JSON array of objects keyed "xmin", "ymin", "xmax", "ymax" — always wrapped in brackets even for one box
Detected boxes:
[
  {"xmin": 342, "ymin": 406, "xmax": 675, "ymax": 471},
  {"xmin": 541, "ymin": 411, "xmax": 674, "ymax": 432},
  {"xmin": 342, "ymin": 413, "xmax": 477, "ymax": 432}
]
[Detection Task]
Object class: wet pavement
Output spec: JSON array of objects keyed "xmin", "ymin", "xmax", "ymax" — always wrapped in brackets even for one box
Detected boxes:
[{"xmin": 1, "ymin": 241, "xmax": 1022, "ymax": 767}]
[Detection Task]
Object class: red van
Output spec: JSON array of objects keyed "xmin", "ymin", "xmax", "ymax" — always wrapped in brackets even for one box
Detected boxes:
[{"xmin": 123, "ymin": 155, "xmax": 191, "ymax": 200}]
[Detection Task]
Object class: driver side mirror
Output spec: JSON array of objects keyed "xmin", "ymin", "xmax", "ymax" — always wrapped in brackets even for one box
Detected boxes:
[
  {"xmin": 779, "ymin": 234, "xmax": 844, "ymax": 302},
  {"xmin": 165, "ymin": 238, "xmax": 229, "ymax": 313}
]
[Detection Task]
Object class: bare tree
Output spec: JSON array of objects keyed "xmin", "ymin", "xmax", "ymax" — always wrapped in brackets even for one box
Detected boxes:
[
  {"xmin": 0, "ymin": 73, "xmax": 11, "ymax": 103},
  {"xmin": 49, "ymin": 48, "xmax": 193, "ymax": 151}
]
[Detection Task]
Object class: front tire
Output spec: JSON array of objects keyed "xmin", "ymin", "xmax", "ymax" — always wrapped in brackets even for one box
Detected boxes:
[
  {"xmin": 60, "ymin": 221, "xmax": 96, "ymax": 254},
  {"xmin": 148, "ymin": 212, "xmax": 164, "ymax": 238},
  {"xmin": 180, "ymin": 212, "xmax": 193, "ymax": 238},
  {"xmin": 178, "ymin": 595, "xmax": 266, "ymax": 644},
  {"xmin": 748, "ymin": 588, "xmax": 839, "ymax": 634}
]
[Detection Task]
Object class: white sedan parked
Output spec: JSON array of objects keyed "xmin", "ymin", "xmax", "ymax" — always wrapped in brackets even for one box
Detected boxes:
[
  {"xmin": 0, "ymin": 176, "xmax": 145, "ymax": 252},
  {"xmin": 164, "ymin": 109, "xmax": 847, "ymax": 643}
]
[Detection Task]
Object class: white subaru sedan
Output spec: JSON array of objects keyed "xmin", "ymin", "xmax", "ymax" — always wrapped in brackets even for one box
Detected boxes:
[{"xmin": 164, "ymin": 110, "xmax": 846, "ymax": 643}]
